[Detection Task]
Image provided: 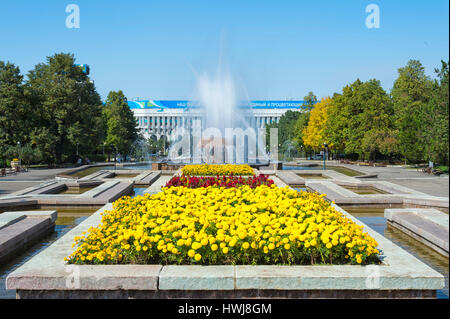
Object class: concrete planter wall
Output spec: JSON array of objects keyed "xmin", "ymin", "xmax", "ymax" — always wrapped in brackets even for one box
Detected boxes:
[{"xmin": 6, "ymin": 200, "xmax": 445, "ymax": 299}]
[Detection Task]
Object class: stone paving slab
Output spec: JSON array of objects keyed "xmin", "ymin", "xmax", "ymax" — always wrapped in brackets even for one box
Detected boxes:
[
  {"xmin": 307, "ymin": 182, "xmax": 358, "ymax": 201},
  {"xmin": 94, "ymin": 181, "xmax": 133, "ymax": 203},
  {"xmin": 235, "ymin": 265, "xmax": 419, "ymax": 290},
  {"xmin": 402, "ymin": 197, "xmax": 449, "ymax": 209},
  {"xmin": 0, "ymin": 210, "xmax": 56, "ymax": 231},
  {"xmin": 65, "ymin": 180, "xmax": 103, "ymax": 188},
  {"xmin": 80, "ymin": 180, "xmax": 119, "ymax": 198},
  {"xmin": 275, "ymin": 171, "xmax": 305, "ymax": 186},
  {"xmin": 28, "ymin": 182, "xmax": 66, "ymax": 195},
  {"xmin": 5, "ymin": 180, "xmax": 59, "ymax": 196},
  {"xmin": 270, "ymin": 176, "xmax": 288, "ymax": 188},
  {"xmin": 7, "ymin": 264, "xmax": 162, "ymax": 291},
  {"xmin": 134, "ymin": 171, "xmax": 161, "ymax": 185},
  {"xmin": 144, "ymin": 175, "xmax": 173, "ymax": 194},
  {"xmin": 79, "ymin": 170, "xmax": 114, "ymax": 181},
  {"xmin": 0, "ymin": 213, "xmax": 26, "ymax": 230},
  {"xmin": 306, "ymin": 180, "xmax": 447, "ymax": 207},
  {"xmin": 372, "ymin": 181, "xmax": 427, "ymax": 195},
  {"xmin": 385, "ymin": 208, "xmax": 449, "ymax": 256},
  {"xmin": 0, "ymin": 213, "xmax": 56, "ymax": 264},
  {"xmin": 1, "ymin": 179, "xmax": 134, "ymax": 209},
  {"xmin": 159, "ymin": 266, "xmax": 235, "ymax": 290},
  {"xmin": 319, "ymin": 170, "xmax": 360, "ymax": 182},
  {"xmin": 0, "ymin": 198, "xmax": 38, "ymax": 209}
]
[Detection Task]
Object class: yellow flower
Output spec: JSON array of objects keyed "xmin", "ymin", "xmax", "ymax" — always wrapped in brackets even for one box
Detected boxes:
[{"xmin": 66, "ymin": 181, "xmax": 380, "ymax": 267}]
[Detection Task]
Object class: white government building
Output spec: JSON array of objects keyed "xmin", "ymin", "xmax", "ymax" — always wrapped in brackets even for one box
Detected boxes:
[{"xmin": 128, "ymin": 100, "xmax": 311, "ymax": 140}]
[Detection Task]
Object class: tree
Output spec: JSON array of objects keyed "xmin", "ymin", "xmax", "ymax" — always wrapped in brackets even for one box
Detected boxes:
[
  {"xmin": 327, "ymin": 79, "xmax": 396, "ymax": 160},
  {"xmin": 421, "ymin": 60, "xmax": 449, "ymax": 165},
  {"xmin": 266, "ymin": 110, "xmax": 302, "ymax": 158},
  {"xmin": 0, "ymin": 61, "xmax": 29, "ymax": 165},
  {"xmin": 302, "ymin": 97, "xmax": 333, "ymax": 151},
  {"xmin": 5, "ymin": 144, "xmax": 43, "ymax": 168},
  {"xmin": 303, "ymin": 91, "xmax": 317, "ymax": 111},
  {"xmin": 25, "ymin": 53, "xmax": 103, "ymax": 164},
  {"xmin": 292, "ymin": 111, "xmax": 310, "ymax": 156},
  {"xmin": 391, "ymin": 59, "xmax": 433, "ymax": 163},
  {"xmin": 103, "ymin": 90, "xmax": 138, "ymax": 159}
]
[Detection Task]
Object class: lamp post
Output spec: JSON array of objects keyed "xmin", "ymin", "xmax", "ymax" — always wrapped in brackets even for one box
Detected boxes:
[
  {"xmin": 17, "ymin": 142, "xmax": 21, "ymax": 168},
  {"xmin": 323, "ymin": 143, "xmax": 328, "ymax": 170},
  {"xmin": 114, "ymin": 146, "xmax": 117, "ymax": 171}
]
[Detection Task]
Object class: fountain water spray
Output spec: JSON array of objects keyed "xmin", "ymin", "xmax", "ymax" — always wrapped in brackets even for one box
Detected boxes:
[{"xmin": 168, "ymin": 64, "xmax": 272, "ymax": 164}]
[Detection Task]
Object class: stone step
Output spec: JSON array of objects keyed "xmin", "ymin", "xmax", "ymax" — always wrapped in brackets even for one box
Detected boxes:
[
  {"xmin": 95, "ymin": 181, "xmax": 134, "ymax": 203},
  {"xmin": 28, "ymin": 182, "xmax": 66, "ymax": 195},
  {"xmin": 0, "ymin": 216, "xmax": 55, "ymax": 264},
  {"xmin": 385, "ymin": 208, "xmax": 449, "ymax": 256},
  {"xmin": 275, "ymin": 172, "xmax": 305, "ymax": 186},
  {"xmin": 0, "ymin": 198, "xmax": 38, "ymax": 210},
  {"xmin": 135, "ymin": 171, "xmax": 161, "ymax": 185}
]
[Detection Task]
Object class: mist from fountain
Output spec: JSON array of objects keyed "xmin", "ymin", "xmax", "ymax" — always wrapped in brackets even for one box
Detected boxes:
[{"xmin": 192, "ymin": 67, "xmax": 268, "ymax": 164}]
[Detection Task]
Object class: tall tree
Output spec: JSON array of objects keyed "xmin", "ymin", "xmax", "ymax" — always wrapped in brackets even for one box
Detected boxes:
[
  {"xmin": 421, "ymin": 60, "xmax": 449, "ymax": 165},
  {"xmin": 292, "ymin": 111, "xmax": 310, "ymax": 156},
  {"xmin": 302, "ymin": 97, "xmax": 333, "ymax": 151},
  {"xmin": 303, "ymin": 91, "xmax": 317, "ymax": 111},
  {"xmin": 103, "ymin": 90, "xmax": 138, "ymax": 158},
  {"xmin": 327, "ymin": 79, "xmax": 395, "ymax": 160},
  {"xmin": 391, "ymin": 59, "xmax": 433, "ymax": 163},
  {"xmin": 25, "ymin": 53, "xmax": 103, "ymax": 164},
  {"xmin": 0, "ymin": 61, "xmax": 29, "ymax": 165},
  {"xmin": 265, "ymin": 110, "xmax": 302, "ymax": 159}
]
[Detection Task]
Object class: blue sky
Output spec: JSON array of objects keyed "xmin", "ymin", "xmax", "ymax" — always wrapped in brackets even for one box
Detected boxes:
[{"xmin": 0, "ymin": 0, "xmax": 448, "ymax": 101}]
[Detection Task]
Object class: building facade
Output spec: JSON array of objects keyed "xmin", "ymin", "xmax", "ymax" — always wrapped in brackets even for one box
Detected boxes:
[{"xmin": 129, "ymin": 100, "xmax": 311, "ymax": 140}]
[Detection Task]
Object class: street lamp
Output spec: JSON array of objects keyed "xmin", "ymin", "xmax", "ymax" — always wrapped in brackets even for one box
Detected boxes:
[
  {"xmin": 323, "ymin": 143, "xmax": 328, "ymax": 170},
  {"xmin": 114, "ymin": 146, "xmax": 118, "ymax": 171},
  {"xmin": 17, "ymin": 142, "xmax": 21, "ymax": 168}
]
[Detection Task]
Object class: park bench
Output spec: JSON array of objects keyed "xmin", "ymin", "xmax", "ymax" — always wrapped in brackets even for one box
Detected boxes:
[
  {"xmin": 0, "ymin": 167, "xmax": 22, "ymax": 176},
  {"xmin": 432, "ymin": 168, "xmax": 444, "ymax": 176}
]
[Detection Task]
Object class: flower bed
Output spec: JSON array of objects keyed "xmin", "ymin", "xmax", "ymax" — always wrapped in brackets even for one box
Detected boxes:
[
  {"xmin": 66, "ymin": 185, "xmax": 381, "ymax": 266},
  {"xmin": 181, "ymin": 164, "xmax": 255, "ymax": 176},
  {"xmin": 165, "ymin": 174, "xmax": 274, "ymax": 189}
]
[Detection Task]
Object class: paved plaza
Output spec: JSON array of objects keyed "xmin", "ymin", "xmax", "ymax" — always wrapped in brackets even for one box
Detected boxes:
[
  {"xmin": 338, "ymin": 164, "xmax": 449, "ymax": 198},
  {"xmin": 0, "ymin": 168, "xmax": 68, "ymax": 196},
  {"xmin": 1, "ymin": 165, "xmax": 448, "ymax": 198}
]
